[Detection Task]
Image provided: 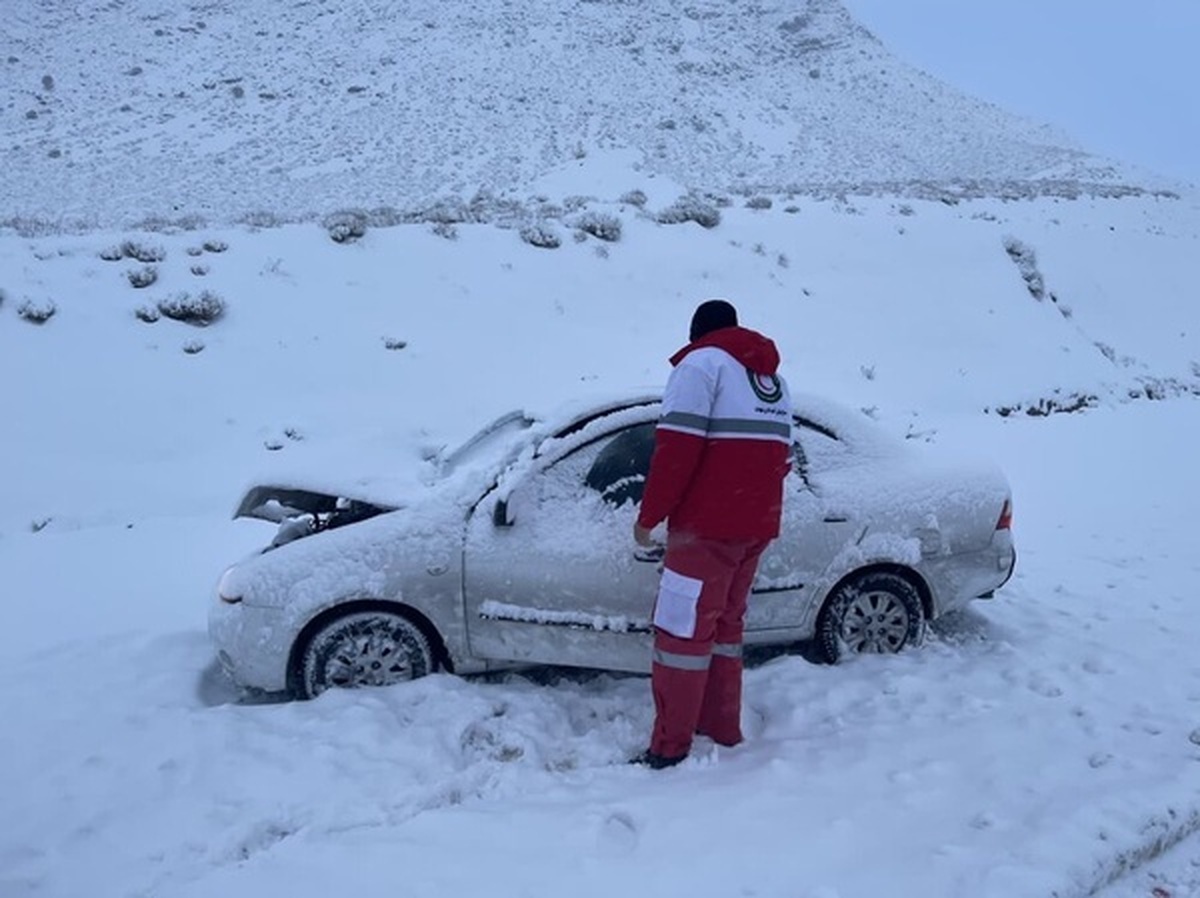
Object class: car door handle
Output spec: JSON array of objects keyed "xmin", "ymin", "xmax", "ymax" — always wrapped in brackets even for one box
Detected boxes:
[{"xmin": 823, "ymin": 514, "xmax": 849, "ymax": 523}]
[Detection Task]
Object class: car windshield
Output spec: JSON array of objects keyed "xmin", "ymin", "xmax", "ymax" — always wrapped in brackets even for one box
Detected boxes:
[{"xmin": 440, "ymin": 410, "xmax": 536, "ymax": 476}]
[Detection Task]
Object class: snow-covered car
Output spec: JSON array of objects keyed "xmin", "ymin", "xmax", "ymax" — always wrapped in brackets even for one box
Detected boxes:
[{"xmin": 210, "ymin": 394, "xmax": 1016, "ymax": 699}]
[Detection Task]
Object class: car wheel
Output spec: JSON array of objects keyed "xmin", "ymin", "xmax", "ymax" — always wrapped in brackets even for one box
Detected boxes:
[
  {"xmin": 298, "ymin": 609, "xmax": 435, "ymax": 699},
  {"xmin": 816, "ymin": 570, "xmax": 925, "ymax": 663}
]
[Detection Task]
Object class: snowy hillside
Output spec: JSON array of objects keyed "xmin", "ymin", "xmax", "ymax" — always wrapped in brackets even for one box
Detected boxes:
[{"xmin": 1, "ymin": 0, "xmax": 1155, "ymax": 230}]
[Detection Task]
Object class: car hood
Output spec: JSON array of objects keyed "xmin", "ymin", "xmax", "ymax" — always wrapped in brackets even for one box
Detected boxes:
[{"xmin": 233, "ymin": 483, "xmax": 401, "ymax": 523}]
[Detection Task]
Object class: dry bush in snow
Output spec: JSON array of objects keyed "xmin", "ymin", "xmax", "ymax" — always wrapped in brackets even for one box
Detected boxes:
[
  {"xmin": 656, "ymin": 194, "xmax": 722, "ymax": 229},
  {"xmin": 1003, "ymin": 236, "xmax": 1046, "ymax": 300},
  {"xmin": 520, "ymin": 222, "xmax": 561, "ymax": 249},
  {"xmin": 99, "ymin": 241, "xmax": 165, "ymax": 263},
  {"xmin": 157, "ymin": 291, "xmax": 225, "ymax": 326},
  {"xmin": 18, "ymin": 298, "xmax": 56, "ymax": 324},
  {"xmin": 323, "ymin": 210, "xmax": 368, "ymax": 243},
  {"xmin": 126, "ymin": 266, "xmax": 158, "ymax": 289},
  {"xmin": 574, "ymin": 211, "xmax": 622, "ymax": 242}
]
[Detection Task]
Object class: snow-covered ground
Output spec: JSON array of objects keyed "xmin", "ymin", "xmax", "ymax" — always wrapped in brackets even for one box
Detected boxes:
[
  {"xmin": 2, "ymin": 2, "xmax": 1200, "ymax": 896},
  {"xmin": 3, "ymin": 191, "xmax": 1199, "ymax": 898}
]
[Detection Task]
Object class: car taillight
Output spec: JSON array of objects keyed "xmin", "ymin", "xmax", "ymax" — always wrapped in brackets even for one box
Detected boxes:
[
  {"xmin": 217, "ymin": 567, "xmax": 243, "ymax": 604},
  {"xmin": 996, "ymin": 499, "xmax": 1013, "ymax": 531}
]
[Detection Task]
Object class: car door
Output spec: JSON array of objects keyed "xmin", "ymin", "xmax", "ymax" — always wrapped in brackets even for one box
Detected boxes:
[
  {"xmin": 750, "ymin": 419, "xmax": 864, "ymax": 635},
  {"xmin": 463, "ymin": 421, "xmax": 661, "ymax": 673}
]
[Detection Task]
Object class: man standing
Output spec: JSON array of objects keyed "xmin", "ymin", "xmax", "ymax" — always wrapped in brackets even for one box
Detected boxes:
[{"xmin": 633, "ymin": 299, "xmax": 792, "ymax": 769}]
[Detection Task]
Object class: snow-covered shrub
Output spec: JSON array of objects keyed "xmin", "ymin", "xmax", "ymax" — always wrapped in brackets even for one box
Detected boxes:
[
  {"xmin": 656, "ymin": 195, "xmax": 721, "ymax": 229},
  {"xmin": 383, "ymin": 337, "xmax": 408, "ymax": 350},
  {"xmin": 420, "ymin": 197, "xmax": 472, "ymax": 226},
  {"xmin": 239, "ymin": 211, "xmax": 281, "ymax": 229},
  {"xmin": 991, "ymin": 391, "xmax": 1099, "ymax": 417},
  {"xmin": 182, "ymin": 340, "xmax": 205, "ymax": 354},
  {"xmin": 323, "ymin": 210, "xmax": 367, "ymax": 243},
  {"xmin": 574, "ymin": 212, "xmax": 622, "ymax": 242},
  {"xmin": 0, "ymin": 216, "xmax": 62, "ymax": 238},
  {"xmin": 101, "ymin": 241, "xmax": 165, "ymax": 263},
  {"xmin": 520, "ymin": 222, "xmax": 561, "ymax": 249},
  {"xmin": 131, "ymin": 213, "xmax": 205, "ymax": 233},
  {"xmin": 620, "ymin": 189, "xmax": 647, "ymax": 208},
  {"xmin": 126, "ymin": 266, "xmax": 158, "ymax": 289},
  {"xmin": 366, "ymin": 206, "xmax": 404, "ymax": 228},
  {"xmin": 190, "ymin": 264, "xmax": 209, "ymax": 276},
  {"xmin": 18, "ymin": 298, "xmax": 56, "ymax": 324},
  {"xmin": 186, "ymin": 246, "xmax": 204, "ymax": 257},
  {"xmin": 469, "ymin": 189, "xmax": 521, "ymax": 222},
  {"xmin": 745, "ymin": 195, "xmax": 773, "ymax": 210},
  {"xmin": 431, "ymin": 222, "xmax": 458, "ymax": 240},
  {"xmin": 134, "ymin": 305, "xmax": 160, "ymax": 323},
  {"xmin": 1002, "ymin": 236, "xmax": 1045, "ymax": 300},
  {"xmin": 202, "ymin": 239, "xmax": 228, "ymax": 253},
  {"xmin": 563, "ymin": 195, "xmax": 593, "ymax": 213},
  {"xmin": 157, "ymin": 291, "xmax": 225, "ymax": 326},
  {"xmin": 121, "ymin": 241, "xmax": 166, "ymax": 263}
]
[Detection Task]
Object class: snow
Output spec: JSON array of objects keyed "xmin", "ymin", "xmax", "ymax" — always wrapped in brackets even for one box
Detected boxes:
[
  {"xmin": 0, "ymin": 0, "xmax": 1168, "ymax": 232},
  {"xmin": 3, "ymin": 1, "xmax": 1200, "ymax": 896}
]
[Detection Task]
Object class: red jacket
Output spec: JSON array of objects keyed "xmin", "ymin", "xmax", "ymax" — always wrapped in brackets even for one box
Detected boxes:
[{"xmin": 637, "ymin": 327, "xmax": 793, "ymax": 541}]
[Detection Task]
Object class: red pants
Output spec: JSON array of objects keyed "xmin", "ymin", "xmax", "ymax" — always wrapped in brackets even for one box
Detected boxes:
[{"xmin": 650, "ymin": 533, "xmax": 770, "ymax": 758}]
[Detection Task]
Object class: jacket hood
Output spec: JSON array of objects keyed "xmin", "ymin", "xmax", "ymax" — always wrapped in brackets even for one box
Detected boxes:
[{"xmin": 669, "ymin": 325, "xmax": 781, "ymax": 375}]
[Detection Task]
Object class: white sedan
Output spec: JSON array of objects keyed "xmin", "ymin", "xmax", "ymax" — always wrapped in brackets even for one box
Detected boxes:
[{"xmin": 210, "ymin": 394, "xmax": 1016, "ymax": 698}]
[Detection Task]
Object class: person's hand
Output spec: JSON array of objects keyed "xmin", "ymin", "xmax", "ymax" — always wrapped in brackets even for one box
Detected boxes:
[
  {"xmin": 633, "ymin": 523, "xmax": 665, "ymax": 564},
  {"xmin": 633, "ymin": 523, "xmax": 656, "ymax": 547}
]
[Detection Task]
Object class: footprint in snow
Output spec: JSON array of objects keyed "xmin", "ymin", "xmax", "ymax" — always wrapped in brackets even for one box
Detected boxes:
[{"xmin": 597, "ymin": 811, "xmax": 638, "ymax": 856}]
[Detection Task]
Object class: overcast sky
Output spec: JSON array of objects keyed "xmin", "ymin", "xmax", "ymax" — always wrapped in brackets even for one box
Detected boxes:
[{"xmin": 842, "ymin": 0, "xmax": 1199, "ymax": 186}]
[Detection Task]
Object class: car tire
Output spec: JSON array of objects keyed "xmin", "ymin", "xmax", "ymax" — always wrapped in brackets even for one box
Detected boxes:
[
  {"xmin": 298, "ymin": 609, "xmax": 436, "ymax": 699},
  {"xmin": 815, "ymin": 570, "xmax": 925, "ymax": 663}
]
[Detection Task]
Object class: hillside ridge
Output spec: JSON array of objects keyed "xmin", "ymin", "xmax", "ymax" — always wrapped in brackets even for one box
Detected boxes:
[{"xmin": 1, "ymin": 0, "xmax": 1149, "ymax": 229}]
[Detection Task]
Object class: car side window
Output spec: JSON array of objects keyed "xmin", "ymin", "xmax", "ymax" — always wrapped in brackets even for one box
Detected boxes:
[
  {"xmin": 501, "ymin": 426, "xmax": 646, "ymax": 553},
  {"xmin": 584, "ymin": 422, "xmax": 656, "ymax": 507}
]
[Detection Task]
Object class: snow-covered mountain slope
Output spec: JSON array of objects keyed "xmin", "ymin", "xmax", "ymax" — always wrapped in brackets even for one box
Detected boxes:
[{"xmin": 2, "ymin": 0, "xmax": 1151, "ymax": 230}]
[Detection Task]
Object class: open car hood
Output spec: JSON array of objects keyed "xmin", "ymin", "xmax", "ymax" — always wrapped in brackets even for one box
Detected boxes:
[
  {"xmin": 233, "ymin": 484, "xmax": 399, "ymax": 523},
  {"xmin": 233, "ymin": 483, "xmax": 402, "ymax": 551}
]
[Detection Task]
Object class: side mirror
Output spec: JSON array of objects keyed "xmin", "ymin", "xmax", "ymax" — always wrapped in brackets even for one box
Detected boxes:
[{"xmin": 493, "ymin": 498, "xmax": 513, "ymax": 527}]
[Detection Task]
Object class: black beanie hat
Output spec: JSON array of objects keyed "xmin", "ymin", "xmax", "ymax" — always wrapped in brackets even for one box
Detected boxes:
[{"xmin": 689, "ymin": 299, "xmax": 738, "ymax": 342}]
